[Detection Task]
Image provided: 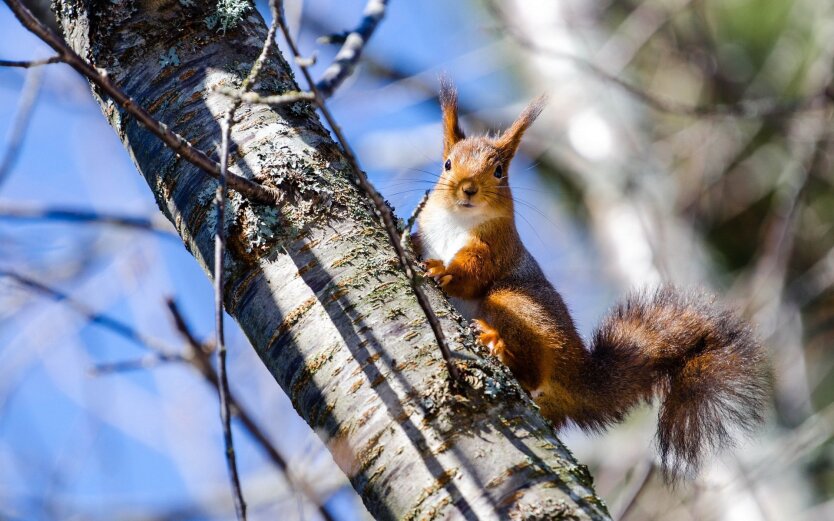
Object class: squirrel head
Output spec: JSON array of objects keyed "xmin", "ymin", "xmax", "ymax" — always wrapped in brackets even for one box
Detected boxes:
[{"xmin": 434, "ymin": 78, "xmax": 546, "ymax": 218}]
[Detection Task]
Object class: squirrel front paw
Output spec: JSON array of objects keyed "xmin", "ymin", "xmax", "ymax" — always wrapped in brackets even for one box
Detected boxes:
[{"xmin": 421, "ymin": 258, "xmax": 453, "ymax": 288}]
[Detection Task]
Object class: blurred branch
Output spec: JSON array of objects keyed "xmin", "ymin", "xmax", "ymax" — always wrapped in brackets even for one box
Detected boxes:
[
  {"xmin": 745, "ymin": 124, "xmax": 831, "ymax": 312},
  {"xmin": 0, "ymin": 66, "xmax": 43, "ymax": 187},
  {"xmin": 0, "ymin": 201, "xmax": 178, "ymax": 236},
  {"xmin": 483, "ymin": 0, "xmax": 834, "ymax": 118},
  {"xmin": 91, "ymin": 353, "xmax": 187, "ymax": 374},
  {"xmin": 314, "ymin": 0, "xmax": 388, "ymax": 98},
  {"xmin": 0, "ymin": 270, "xmax": 175, "ymax": 354},
  {"xmin": 278, "ymin": 0, "xmax": 461, "ymax": 384},
  {"xmin": 165, "ymin": 299, "xmax": 337, "ymax": 521},
  {"xmin": 614, "ymin": 462, "xmax": 656, "ymax": 521},
  {"xmin": 2, "ymin": 0, "xmax": 280, "ymax": 204},
  {"xmin": 0, "ymin": 55, "xmax": 60, "ymax": 67},
  {"xmin": 0, "ymin": 269, "xmax": 333, "ymax": 519}
]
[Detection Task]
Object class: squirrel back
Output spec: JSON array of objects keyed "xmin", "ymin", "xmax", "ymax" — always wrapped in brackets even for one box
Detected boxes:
[{"xmin": 416, "ymin": 79, "xmax": 771, "ymax": 480}]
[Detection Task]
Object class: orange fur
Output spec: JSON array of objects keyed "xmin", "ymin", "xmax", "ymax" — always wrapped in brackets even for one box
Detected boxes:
[{"xmin": 416, "ymin": 81, "xmax": 770, "ymax": 480}]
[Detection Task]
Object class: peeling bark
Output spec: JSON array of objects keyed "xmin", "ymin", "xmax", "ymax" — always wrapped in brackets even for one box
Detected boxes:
[{"xmin": 54, "ymin": 0, "xmax": 611, "ymax": 519}]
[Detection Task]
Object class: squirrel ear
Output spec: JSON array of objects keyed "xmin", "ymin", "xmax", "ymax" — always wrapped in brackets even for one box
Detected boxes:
[
  {"xmin": 496, "ymin": 94, "xmax": 548, "ymax": 161},
  {"xmin": 439, "ymin": 77, "xmax": 465, "ymax": 157}
]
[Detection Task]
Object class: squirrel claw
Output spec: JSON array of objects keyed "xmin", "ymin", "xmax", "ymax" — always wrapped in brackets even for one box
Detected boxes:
[
  {"xmin": 422, "ymin": 259, "xmax": 451, "ymax": 287},
  {"xmin": 472, "ymin": 319, "xmax": 505, "ymax": 356}
]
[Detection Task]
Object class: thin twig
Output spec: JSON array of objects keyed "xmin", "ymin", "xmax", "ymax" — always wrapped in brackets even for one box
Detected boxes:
[
  {"xmin": 483, "ymin": 0, "xmax": 833, "ymax": 119},
  {"xmin": 165, "ymin": 300, "xmax": 337, "ymax": 521},
  {"xmin": 212, "ymin": 0, "xmax": 292, "ymax": 515},
  {"xmin": 213, "ymin": 86, "xmax": 315, "ymax": 105},
  {"xmin": 615, "ymin": 462, "xmax": 656, "ymax": 520},
  {"xmin": 0, "ymin": 201, "xmax": 177, "ymax": 236},
  {"xmin": 0, "ymin": 270, "xmax": 174, "ymax": 355},
  {"xmin": 0, "ymin": 269, "xmax": 331, "ymax": 519},
  {"xmin": 3, "ymin": 0, "xmax": 280, "ymax": 204},
  {"xmin": 91, "ymin": 353, "xmax": 186, "ymax": 374},
  {"xmin": 0, "ymin": 55, "xmax": 61, "ymax": 67},
  {"xmin": 214, "ymin": 117, "xmax": 246, "ymax": 521},
  {"xmin": 401, "ymin": 189, "xmax": 430, "ymax": 245},
  {"xmin": 0, "ymin": 66, "xmax": 44, "ymax": 187},
  {"xmin": 314, "ymin": 0, "xmax": 388, "ymax": 98},
  {"xmin": 276, "ymin": 1, "xmax": 462, "ymax": 384}
]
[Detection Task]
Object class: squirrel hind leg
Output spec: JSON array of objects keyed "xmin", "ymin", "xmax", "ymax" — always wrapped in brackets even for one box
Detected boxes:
[{"xmin": 471, "ymin": 319, "xmax": 508, "ymax": 358}]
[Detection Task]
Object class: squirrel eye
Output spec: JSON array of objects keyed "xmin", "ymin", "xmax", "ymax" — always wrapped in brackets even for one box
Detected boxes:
[
  {"xmin": 444, "ymin": 159, "xmax": 451, "ymax": 171},
  {"xmin": 494, "ymin": 165, "xmax": 503, "ymax": 179}
]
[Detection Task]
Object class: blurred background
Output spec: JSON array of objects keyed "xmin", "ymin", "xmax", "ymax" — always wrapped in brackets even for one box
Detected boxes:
[{"xmin": 1, "ymin": 0, "xmax": 833, "ymax": 519}]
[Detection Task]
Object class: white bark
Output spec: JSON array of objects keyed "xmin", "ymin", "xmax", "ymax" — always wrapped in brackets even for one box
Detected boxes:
[{"xmin": 54, "ymin": 0, "xmax": 611, "ymax": 518}]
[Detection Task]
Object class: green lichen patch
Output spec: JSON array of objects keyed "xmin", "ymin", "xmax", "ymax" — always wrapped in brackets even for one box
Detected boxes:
[
  {"xmin": 204, "ymin": 0, "xmax": 251, "ymax": 33},
  {"xmin": 158, "ymin": 47, "xmax": 180, "ymax": 68}
]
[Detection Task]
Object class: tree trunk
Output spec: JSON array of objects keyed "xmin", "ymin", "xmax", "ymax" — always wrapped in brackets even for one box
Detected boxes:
[{"xmin": 54, "ymin": 0, "xmax": 610, "ymax": 519}]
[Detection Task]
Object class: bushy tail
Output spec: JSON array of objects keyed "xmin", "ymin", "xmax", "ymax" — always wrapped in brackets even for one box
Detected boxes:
[{"xmin": 590, "ymin": 286, "xmax": 771, "ymax": 480}]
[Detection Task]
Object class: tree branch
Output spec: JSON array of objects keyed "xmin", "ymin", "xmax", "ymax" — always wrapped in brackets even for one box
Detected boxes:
[
  {"xmin": 0, "ymin": 270, "xmax": 332, "ymax": 519},
  {"xmin": 276, "ymin": 1, "xmax": 462, "ymax": 384},
  {"xmin": 166, "ymin": 299, "xmax": 337, "ymax": 521},
  {"xmin": 36, "ymin": 0, "xmax": 613, "ymax": 515},
  {"xmin": 3, "ymin": 0, "xmax": 280, "ymax": 204},
  {"xmin": 0, "ymin": 66, "xmax": 43, "ymax": 187},
  {"xmin": 0, "ymin": 55, "xmax": 61, "ymax": 67},
  {"xmin": 0, "ymin": 201, "xmax": 177, "ymax": 236},
  {"xmin": 314, "ymin": 0, "xmax": 388, "ymax": 99}
]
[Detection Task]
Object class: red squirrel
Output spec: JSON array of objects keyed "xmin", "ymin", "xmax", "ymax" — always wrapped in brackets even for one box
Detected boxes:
[{"xmin": 415, "ymin": 80, "xmax": 770, "ymax": 479}]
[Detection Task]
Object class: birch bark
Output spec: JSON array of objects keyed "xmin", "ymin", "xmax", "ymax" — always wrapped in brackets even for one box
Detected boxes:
[{"xmin": 54, "ymin": 1, "xmax": 610, "ymax": 518}]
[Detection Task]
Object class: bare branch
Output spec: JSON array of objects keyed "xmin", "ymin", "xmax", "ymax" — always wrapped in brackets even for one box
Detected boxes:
[
  {"xmin": 0, "ymin": 270, "xmax": 174, "ymax": 355},
  {"xmin": 2, "ymin": 0, "xmax": 280, "ymax": 204},
  {"xmin": 314, "ymin": 0, "xmax": 388, "ymax": 99},
  {"xmin": 0, "ymin": 55, "xmax": 61, "ymax": 67},
  {"xmin": 214, "ymin": 116, "xmax": 246, "ymax": 521},
  {"xmin": 165, "ymin": 299, "xmax": 337, "ymax": 521},
  {"xmin": 211, "ymin": 0, "xmax": 296, "ymax": 515},
  {"xmin": 0, "ymin": 269, "xmax": 333, "ymax": 519},
  {"xmin": 213, "ymin": 86, "xmax": 315, "ymax": 106},
  {"xmin": 401, "ymin": 189, "xmax": 429, "ymax": 244},
  {"xmin": 91, "ymin": 353, "xmax": 187, "ymax": 375},
  {"xmin": 277, "ymin": 2, "xmax": 462, "ymax": 384},
  {"xmin": 614, "ymin": 462, "xmax": 656, "ymax": 520},
  {"xmin": 0, "ymin": 201, "xmax": 178, "ymax": 236},
  {"xmin": 0, "ymin": 66, "xmax": 43, "ymax": 187}
]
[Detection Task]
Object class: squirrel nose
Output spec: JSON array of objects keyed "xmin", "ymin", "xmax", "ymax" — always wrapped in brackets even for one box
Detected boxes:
[{"xmin": 461, "ymin": 183, "xmax": 478, "ymax": 197}]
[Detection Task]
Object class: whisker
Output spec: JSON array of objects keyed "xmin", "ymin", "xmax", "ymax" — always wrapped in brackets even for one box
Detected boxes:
[
  {"xmin": 483, "ymin": 190, "xmax": 559, "ymax": 228},
  {"xmin": 525, "ymin": 159, "xmax": 543, "ymax": 171},
  {"xmin": 383, "ymin": 179, "xmax": 454, "ymax": 189},
  {"xmin": 407, "ymin": 167, "xmax": 443, "ymax": 179},
  {"xmin": 495, "ymin": 185, "xmax": 548, "ymax": 193},
  {"xmin": 480, "ymin": 193, "xmax": 546, "ymax": 247},
  {"xmin": 387, "ymin": 188, "xmax": 450, "ymax": 197}
]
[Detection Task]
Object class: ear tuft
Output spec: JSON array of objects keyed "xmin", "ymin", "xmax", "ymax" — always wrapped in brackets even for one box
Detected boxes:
[
  {"xmin": 496, "ymin": 94, "xmax": 548, "ymax": 161},
  {"xmin": 439, "ymin": 75, "xmax": 466, "ymax": 157}
]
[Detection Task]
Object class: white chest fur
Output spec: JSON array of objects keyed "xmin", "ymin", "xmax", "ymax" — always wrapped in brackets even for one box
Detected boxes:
[
  {"xmin": 418, "ymin": 204, "xmax": 488, "ymax": 266},
  {"xmin": 417, "ymin": 203, "xmax": 489, "ymax": 319}
]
